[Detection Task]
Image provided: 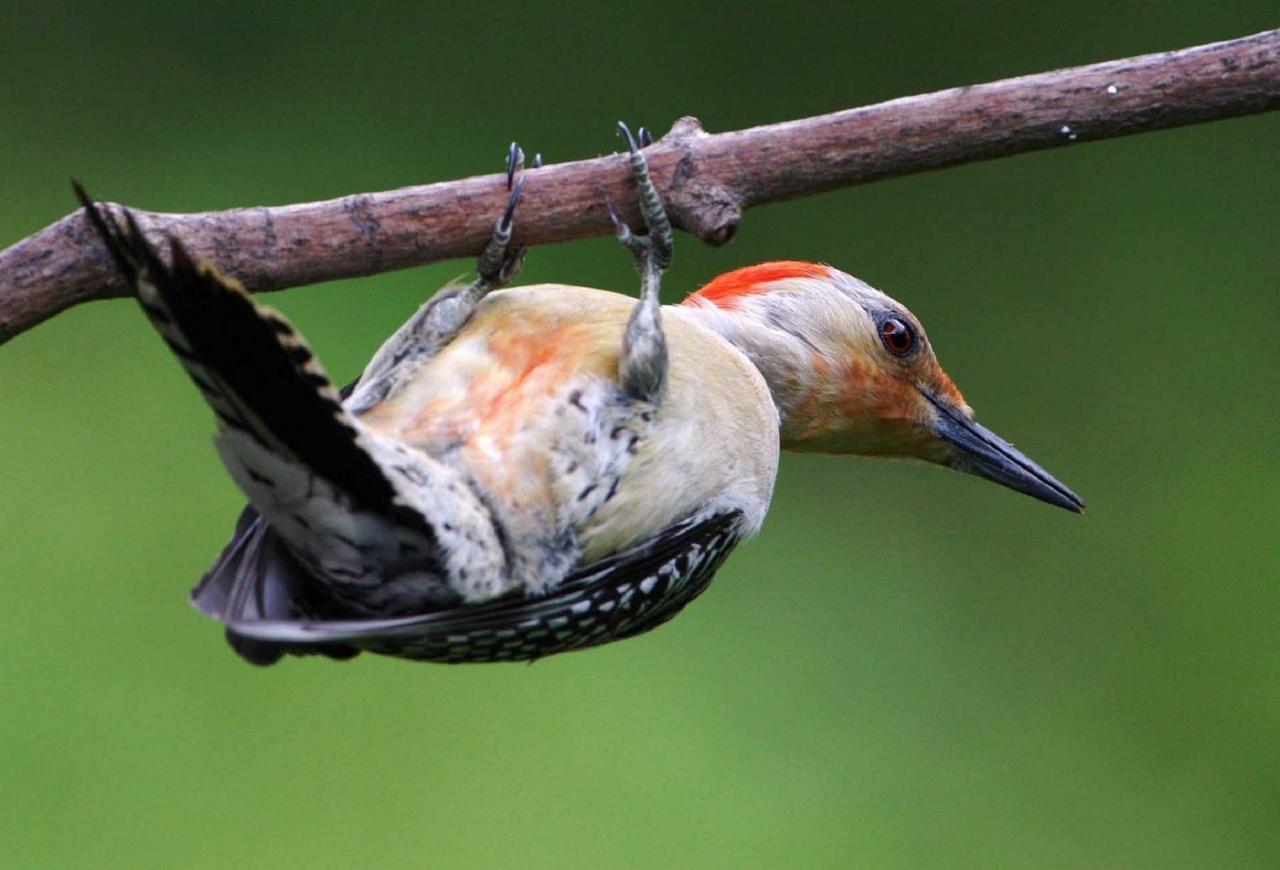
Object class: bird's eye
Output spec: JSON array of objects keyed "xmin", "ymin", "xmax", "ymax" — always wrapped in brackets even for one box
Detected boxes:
[{"xmin": 879, "ymin": 317, "xmax": 916, "ymax": 356}]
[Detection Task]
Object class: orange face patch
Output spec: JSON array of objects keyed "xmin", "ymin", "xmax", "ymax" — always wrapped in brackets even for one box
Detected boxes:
[
  {"xmin": 923, "ymin": 359, "xmax": 966, "ymax": 409},
  {"xmin": 782, "ymin": 350, "xmax": 946, "ymax": 456},
  {"xmin": 683, "ymin": 261, "xmax": 829, "ymax": 309},
  {"xmin": 836, "ymin": 358, "xmax": 924, "ymax": 424}
]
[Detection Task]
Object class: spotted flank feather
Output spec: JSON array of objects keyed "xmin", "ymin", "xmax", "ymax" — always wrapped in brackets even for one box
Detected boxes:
[
  {"xmin": 75, "ymin": 185, "xmax": 403, "ymax": 514},
  {"xmin": 212, "ymin": 507, "xmax": 744, "ymax": 664}
]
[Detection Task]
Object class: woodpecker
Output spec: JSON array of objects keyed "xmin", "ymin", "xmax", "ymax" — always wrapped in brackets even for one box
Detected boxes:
[{"xmin": 77, "ymin": 123, "xmax": 1082, "ymax": 666}]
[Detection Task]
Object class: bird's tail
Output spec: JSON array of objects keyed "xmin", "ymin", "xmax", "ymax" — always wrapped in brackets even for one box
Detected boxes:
[
  {"xmin": 74, "ymin": 184, "xmax": 403, "ymax": 514},
  {"xmin": 192, "ymin": 504, "xmax": 360, "ymax": 665}
]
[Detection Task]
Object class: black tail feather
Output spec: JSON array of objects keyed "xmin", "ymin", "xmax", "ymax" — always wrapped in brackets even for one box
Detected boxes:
[
  {"xmin": 193, "ymin": 506, "xmax": 361, "ymax": 665},
  {"xmin": 76, "ymin": 185, "xmax": 402, "ymax": 514},
  {"xmin": 74, "ymin": 182, "xmax": 139, "ymax": 283}
]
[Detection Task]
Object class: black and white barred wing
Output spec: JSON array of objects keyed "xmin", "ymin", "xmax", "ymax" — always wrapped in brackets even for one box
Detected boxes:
[{"xmin": 224, "ymin": 509, "xmax": 746, "ymax": 664}]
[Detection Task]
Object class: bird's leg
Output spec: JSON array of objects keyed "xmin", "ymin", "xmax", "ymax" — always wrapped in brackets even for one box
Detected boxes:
[
  {"xmin": 471, "ymin": 141, "xmax": 539, "ymax": 296},
  {"xmin": 415, "ymin": 141, "xmax": 539, "ymax": 337},
  {"xmin": 611, "ymin": 122, "xmax": 672, "ymax": 404},
  {"xmin": 348, "ymin": 143, "xmax": 540, "ymax": 411}
]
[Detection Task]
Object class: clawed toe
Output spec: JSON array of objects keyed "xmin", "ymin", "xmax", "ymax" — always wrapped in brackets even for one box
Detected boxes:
[
  {"xmin": 607, "ymin": 200, "xmax": 646, "ymax": 260},
  {"xmin": 477, "ymin": 141, "xmax": 542, "ymax": 288},
  {"xmin": 614, "ymin": 121, "xmax": 673, "ymax": 274},
  {"xmin": 613, "ymin": 121, "xmax": 672, "ymax": 403},
  {"xmin": 505, "ymin": 142, "xmax": 543, "ymax": 191}
]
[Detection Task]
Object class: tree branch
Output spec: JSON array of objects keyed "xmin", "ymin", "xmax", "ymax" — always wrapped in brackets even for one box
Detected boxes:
[{"xmin": 3, "ymin": 29, "xmax": 1278, "ymax": 346}]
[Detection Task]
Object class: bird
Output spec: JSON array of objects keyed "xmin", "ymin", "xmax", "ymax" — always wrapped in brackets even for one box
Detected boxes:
[{"xmin": 76, "ymin": 123, "xmax": 1082, "ymax": 666}]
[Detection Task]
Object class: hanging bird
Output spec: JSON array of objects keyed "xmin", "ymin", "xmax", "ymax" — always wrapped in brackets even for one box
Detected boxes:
[{"xmin": 76, "ymin": 124, "xmax": 1081, "ymax": 666}]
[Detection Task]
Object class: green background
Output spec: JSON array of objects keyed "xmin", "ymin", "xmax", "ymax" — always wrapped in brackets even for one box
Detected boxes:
[{"xmin": 2, "ymin": 2, "xmax": 1277, "ymax": 867}]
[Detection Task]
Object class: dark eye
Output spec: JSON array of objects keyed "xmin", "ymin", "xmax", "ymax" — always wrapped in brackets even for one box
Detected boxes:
[{"xmin": 879, "ymin": 317, "xmax": 916, "ymax": 356}]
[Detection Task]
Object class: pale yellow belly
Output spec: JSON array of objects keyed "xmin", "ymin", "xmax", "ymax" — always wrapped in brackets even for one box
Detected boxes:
[{"xmin": 358, "ymin": 284, "xmax": 780, "ymax": 564}]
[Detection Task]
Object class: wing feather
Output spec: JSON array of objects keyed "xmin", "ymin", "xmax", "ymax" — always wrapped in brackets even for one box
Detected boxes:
[{"xmin": 210, "ymin": 509, "xmax": 745, "ymax": 664}]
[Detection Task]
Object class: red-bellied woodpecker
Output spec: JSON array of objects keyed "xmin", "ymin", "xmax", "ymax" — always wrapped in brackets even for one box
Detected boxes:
[{"xmin": 76, "ymin": 123, "xmax": 1081, "ymax": 666}]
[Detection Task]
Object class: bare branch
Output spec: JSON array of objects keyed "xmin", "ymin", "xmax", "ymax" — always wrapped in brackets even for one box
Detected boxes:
[{"xmin": 3, "ymin": 29, "xmax": 1278, "ymax": 346}]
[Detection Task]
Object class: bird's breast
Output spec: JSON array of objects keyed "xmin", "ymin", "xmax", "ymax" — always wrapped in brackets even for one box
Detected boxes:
[{"xmin": 356, "ymin": 284, "xmax": 780, "ymax": 568}]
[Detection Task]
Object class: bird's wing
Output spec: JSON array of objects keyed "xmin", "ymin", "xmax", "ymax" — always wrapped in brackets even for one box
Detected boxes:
[
  {"xmin": 215, "ymin": 508, "xmax": 745, "ymax": 664},
  {"xmin": 190, "ymin": 506, "xmax": 365, "ymax": 664},
  {"xmin": 76, "ymin": 187, "xmax": 427, "ymax": 525}
]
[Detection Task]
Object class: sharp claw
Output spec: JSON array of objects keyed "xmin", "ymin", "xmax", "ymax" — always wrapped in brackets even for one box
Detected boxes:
[
  {"xmin": 477, "ymin": 140, "xmax": 536, "ymax": 288},
  {"xmin": 499, "ymin": 175, "xmax": 526, "ymax": 232},
  {"xmin": 607, "ymin": 204, "xmax": 648, "ymax": 259},
  {"xmin": 606, "ymin": 202, "xmax": 638, "ymax": 245},
  {"xmin": 506, "ymin": 142, "xmax": 524, "ymax": 190},
  {"xmin": 617, "ymin": 121, "xmax": 640, "ymax": 154},
  {"xmin": 608, "ymin": 121, "xmax": 672, "ymax": 275}
]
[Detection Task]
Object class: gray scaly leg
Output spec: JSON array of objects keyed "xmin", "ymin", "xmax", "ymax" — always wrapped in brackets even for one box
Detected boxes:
[
  {"xmin": 610, "ymin": 122, "xmax": 672, "ymax": 404},
  {"xmin": 349, "ymin": 143, "xmax": 541, "ymax": 412},
  {"xmin": 470, "ymin": 142, "xmax": 539, "ymax": 293}
]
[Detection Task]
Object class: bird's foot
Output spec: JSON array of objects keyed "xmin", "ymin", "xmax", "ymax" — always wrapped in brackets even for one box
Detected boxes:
[
  {"xmin": 607, "ymin": 122, "xmax": 673, "ymax": 279},
  {"xmin": 474, "ymin": 141, "xmax": 542, "ymax": 290},
  {"xmin": 611, "ymin": 122, "xmax": 670, "ymax": 403}
]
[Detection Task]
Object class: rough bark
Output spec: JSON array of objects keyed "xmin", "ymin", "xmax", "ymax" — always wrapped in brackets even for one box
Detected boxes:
[{"xmin": 2, "ymin": 28, "xmax": 1278, "ymax": 346}]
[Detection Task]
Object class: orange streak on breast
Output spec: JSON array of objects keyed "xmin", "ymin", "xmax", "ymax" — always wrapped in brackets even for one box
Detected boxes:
[
  {"xmin": 399, "ymin": 319, "xmax": 604, "ymax": 508},
  {"xmin": 484, "ymin": 324, "xmax": 604, "ymax": 509},
  {"xmin": 479, "ymin": 329, "xmax": 563, "ymax": 422},
  {"xmin": 436, "ymin": 322, "xmax": 601, "ymax": 451}
]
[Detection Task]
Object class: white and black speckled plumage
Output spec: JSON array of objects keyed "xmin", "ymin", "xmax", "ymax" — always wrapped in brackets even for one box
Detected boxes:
[
  {"xmin": 80, "ymin": 192, "xmax": 780, "ymax": 664},
  {"xmin": 80, "ymin": 169, "xmax": 1083, "ymax": 665},
  {"xmin": 200, "ymin": 505, "xmax": 745, "ymax": 664}
]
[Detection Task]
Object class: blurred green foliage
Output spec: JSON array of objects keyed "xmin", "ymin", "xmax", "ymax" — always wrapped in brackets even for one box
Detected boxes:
[{"xmin": 2, "ymin": 2, "xmax": 1277, "ymax": 867}]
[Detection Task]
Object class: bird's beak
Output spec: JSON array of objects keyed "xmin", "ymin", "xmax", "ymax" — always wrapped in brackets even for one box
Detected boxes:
[{"xmin": 923, "ymin": 390, "xmax": 1084, "ymax": 512}]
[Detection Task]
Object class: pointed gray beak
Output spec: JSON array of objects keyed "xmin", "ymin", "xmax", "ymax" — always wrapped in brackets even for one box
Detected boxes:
[{"xmin": 924, "ymin": 391, "xmax": 1084, "ymax": 512}]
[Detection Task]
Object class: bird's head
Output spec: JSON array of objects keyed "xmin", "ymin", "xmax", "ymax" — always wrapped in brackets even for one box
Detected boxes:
[{"xmin": 682, "ymin": 261, "xmax": 1083, "ymax": 511}]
